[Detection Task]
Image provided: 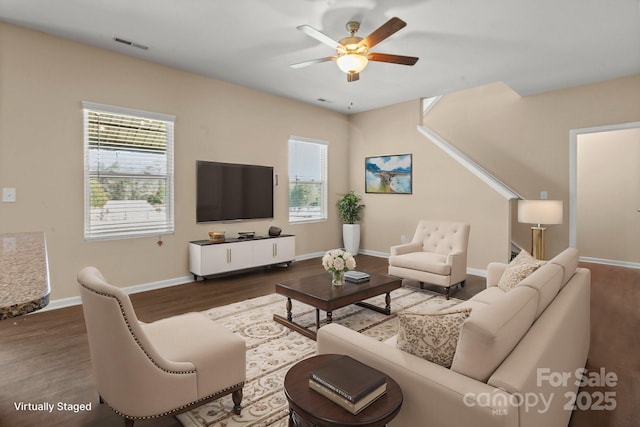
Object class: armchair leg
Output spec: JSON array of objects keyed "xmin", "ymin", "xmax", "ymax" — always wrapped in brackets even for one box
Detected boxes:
[
  {"xmin": 419, "ymin": 281, "xmax": 424, "ymax": 289},
  {"xmin": 444, "ymin": 281, "xmax": 465, "ymax": 300},
  {"xmin": 232, "ymin": 388, "xmax": 243, "ymax": 415},
  {"xmin": 124, "ymin": 418, "xmax": 134, "ymax": 427}
]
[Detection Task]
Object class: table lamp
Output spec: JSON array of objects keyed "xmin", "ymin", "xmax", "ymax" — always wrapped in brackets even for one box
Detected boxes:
[{"xmin": 517, "ymin": 200, "xmax": 563, "ymax": 260}]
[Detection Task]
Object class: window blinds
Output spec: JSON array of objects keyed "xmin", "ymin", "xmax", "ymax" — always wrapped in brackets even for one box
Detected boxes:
[
  {"xmin": 288, "ymin": 137, "xmax": 328, "ymax": 222},
  {"xmin": 83, "ymin": 102, "xmax": 175, "ymax": 240}
]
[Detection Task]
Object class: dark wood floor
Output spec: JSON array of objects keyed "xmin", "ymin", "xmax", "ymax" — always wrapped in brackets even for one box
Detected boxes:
[
  {"xmin": 0, "ymin": 255, "xmax": 636, "ymax": 426},
  {"xmin": 568, "ymin": 262, "xmax": 640, "ymax": 427}
]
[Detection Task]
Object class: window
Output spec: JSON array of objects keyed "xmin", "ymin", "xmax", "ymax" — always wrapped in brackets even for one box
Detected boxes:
[
  {"xmin": 83, "ymin": 102, "xmax": 175, "ymax": 240},
  {"xmin": 288, "ymin": 136, "xmax": 328, "ymax": 223}
]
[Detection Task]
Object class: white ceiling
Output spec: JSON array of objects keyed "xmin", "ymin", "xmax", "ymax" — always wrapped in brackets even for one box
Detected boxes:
[{"xmin": 1, "ymin": 0, "xmax": 639, "ymax": 114}]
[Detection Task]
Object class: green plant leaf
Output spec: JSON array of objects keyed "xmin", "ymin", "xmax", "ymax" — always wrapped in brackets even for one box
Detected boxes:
[{"xmin": 337, "ymin": 190, "xmax": 364, "ymax": 224}]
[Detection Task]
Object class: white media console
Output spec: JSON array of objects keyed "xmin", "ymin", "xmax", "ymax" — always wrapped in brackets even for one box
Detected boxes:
[{"xmin": 189, "ymin": 234, "xmax": 295, "ymax": 280}]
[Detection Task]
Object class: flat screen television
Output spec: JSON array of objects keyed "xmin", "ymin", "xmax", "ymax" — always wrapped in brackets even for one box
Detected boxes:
[{"xmin": 196, "ymin": 160, "xmax": 274, "ymax": 223}]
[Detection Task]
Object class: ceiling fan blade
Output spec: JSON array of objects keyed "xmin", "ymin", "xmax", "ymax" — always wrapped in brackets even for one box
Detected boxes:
[
  {"xmin": 290, "ymin": 56, "xmax": 336, "ymax": 69},
  {"xmin": 297, "ymin": 25, "xmax": 342, "ymax": 49},
  {"xmin": 368, "ymin": 52, "xmax": 419, "ymax": 66},
  {"xmin": 347, "ymin": 72, "xmax": 359, "ymax": 83},
  {"xmin": 359, "ymin": 17, "xmax": 407, "ymax": 49}
]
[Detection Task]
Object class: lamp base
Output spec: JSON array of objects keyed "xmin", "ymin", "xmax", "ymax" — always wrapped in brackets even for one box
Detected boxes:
[{"xmin": 531, "ymin": 226, "xmax": 546, "ymax": 260}]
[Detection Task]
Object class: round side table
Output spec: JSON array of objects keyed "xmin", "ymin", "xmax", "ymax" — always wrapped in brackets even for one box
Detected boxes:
[{"xmin": 284, "ymin": 354, "xmax": 403, "ymax": 427}]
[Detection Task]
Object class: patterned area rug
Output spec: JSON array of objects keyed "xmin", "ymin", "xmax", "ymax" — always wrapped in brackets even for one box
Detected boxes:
[{"xmin": 177, "ymin": 286, "xmax": 461, "ymax": 427}]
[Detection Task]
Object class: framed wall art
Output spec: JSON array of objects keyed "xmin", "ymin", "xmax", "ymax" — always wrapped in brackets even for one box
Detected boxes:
[{"xmin": 365, "ymin": 154, "xmax": 412, "ymax": 194}]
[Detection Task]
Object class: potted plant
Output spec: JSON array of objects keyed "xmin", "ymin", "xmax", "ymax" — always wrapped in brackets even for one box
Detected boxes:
[{"xmin": 337, "ymin": 190, "xmax": 364, "ymax": 255}]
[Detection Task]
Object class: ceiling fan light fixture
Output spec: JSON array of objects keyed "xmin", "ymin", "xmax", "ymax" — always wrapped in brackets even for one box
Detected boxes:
[
  {"xmin": 292, "ymin": 17, "xmax": 417, "ymax": 83},
  {"xmin": 336, "ymin": 53, "xmax": 368, "ymax": 74}
]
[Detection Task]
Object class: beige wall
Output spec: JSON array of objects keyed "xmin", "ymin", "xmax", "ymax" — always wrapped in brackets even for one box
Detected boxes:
[
  {"xmin": 577, "ymin": 127, "xmax": 640, "ymax": 263},
  {"xmin": 0, "ymin": 22, "xmax": 350, "ymax": 299},
  {"xmin": 348, "ymin": 100, "xmax": 511, "ymax": 270},
  {"xmin": 423, "ymin": 76, "xmax": 640, "ymax": 258},
  {"xmin": 2, "ymin": 21, "xmax": 639, "ymax": 302}
]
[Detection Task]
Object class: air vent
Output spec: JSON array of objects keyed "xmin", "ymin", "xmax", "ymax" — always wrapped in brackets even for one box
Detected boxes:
[{"xmin": 114, "ymin": 37, "xmax": 149, "ymax": 50}]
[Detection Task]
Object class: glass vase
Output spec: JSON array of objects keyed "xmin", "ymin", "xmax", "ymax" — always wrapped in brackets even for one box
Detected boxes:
[{"xmin": 331, "ymin": 271, "xmax": 345, "ymax": 286}]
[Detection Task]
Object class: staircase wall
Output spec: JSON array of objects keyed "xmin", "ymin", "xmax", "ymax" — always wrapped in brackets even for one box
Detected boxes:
[
  {"xmin": 348, "ymin": 100, "xmax": 512, "ymax": 270},
  {"xmin": 422, "ymin": 76, "xmax": 640, "ymax": 258}
]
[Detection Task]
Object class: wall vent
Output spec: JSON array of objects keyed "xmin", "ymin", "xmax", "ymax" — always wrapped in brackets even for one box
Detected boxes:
[{"xmin": 113, "ymin": 37, "xmax": 149, "ymax": 50}]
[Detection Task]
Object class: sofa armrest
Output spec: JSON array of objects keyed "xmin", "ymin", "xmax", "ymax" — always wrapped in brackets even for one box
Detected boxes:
[
  {"xmin": 390, "ymin": 242, "xmax": 422, "ymax": 256},
  {"xmin": 486, "ymin": 262, "xmax": 508, "ymax": 288},
  {"xmin": 317, "ymin": 324, "xmax": 518, "ymax": 427}
]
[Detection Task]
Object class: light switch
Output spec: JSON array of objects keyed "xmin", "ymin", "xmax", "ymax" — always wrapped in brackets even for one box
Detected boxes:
[{"xmin": 2, "ymin": 188, "xmax": 16, "ymax": 202}]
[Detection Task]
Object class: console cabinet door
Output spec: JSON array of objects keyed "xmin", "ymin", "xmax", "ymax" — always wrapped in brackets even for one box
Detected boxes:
[
  {"xmin": 252, "ymin": 237, "xmax": 295, "ymax": 266},
  {"xmin": 274, "ymin": 236, "xmax": 296, "ymax": 263},
  {"xmin": 199, "ymin": 242, "xmax": 253, "ymax": 274}
]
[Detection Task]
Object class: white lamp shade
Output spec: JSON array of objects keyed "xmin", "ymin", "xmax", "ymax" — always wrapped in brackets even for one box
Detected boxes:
[
  {"xmin": 336, "ymin": 53, "xmax": 368, "ymax": 74},
  {"xmin": 518, "ymin": 200, "xmax": 563, "ymax": 225}
]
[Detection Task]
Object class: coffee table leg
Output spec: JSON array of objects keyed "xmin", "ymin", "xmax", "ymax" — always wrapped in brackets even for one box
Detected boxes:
[
  {"xmin": 385, "ymin": 292, "xmax": 392, "ymax": 315},
  {"xmin": 327, "ymin": 311, "xmax": 332, "ymax": 324},
  {"xmin": 315, "ymin": 308, "xmax": 320, "ymax": 330},
  {"xmin": 289, "ymin": 410, "xmax": 313, "ymax": 427},
  {"xmin": 286, "ymin": 298, "xmax": 292, "ymax": 321}
]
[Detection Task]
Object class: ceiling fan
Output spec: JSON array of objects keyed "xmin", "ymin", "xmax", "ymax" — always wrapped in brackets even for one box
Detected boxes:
[{"xmin": 291, "ymin": 17, "xmax": 419, "ymax": 82}]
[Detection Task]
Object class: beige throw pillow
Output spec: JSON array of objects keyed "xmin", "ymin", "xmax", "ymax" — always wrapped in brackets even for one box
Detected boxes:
[
  {"xmin": 396, "ymin": 308, "xmax": 471, "ymax": 368},
  {"xmin": 497, "ymin": 250, "xmax": 545, "ymax": 292}
]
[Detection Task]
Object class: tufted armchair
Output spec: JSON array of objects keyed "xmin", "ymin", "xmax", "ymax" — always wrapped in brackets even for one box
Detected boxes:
[
  {"xmin": 388, "ymin": 220, "xmax": 470, "ymax": 299},
  {"xmin": 78, "ymin": 266, "xmax": 245, "ymax": 426}
]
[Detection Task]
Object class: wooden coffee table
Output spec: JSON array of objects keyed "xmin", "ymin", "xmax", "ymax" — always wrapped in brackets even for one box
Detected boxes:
[
  {"xmin": 273, "ymin": 273, "xmax": 402, "ymax": 340},
  {"xmin": 284, "ymin": 354, "xmax": 403, "ymax": 427}
]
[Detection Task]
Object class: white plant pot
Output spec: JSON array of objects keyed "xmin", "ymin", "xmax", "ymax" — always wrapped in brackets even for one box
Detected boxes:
[{"xmin": 342, "ymin": 224, "xmax": 361, "ymax": 255}]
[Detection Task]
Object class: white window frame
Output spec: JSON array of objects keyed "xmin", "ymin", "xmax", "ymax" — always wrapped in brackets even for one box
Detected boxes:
[
  {"xmin": 288, "ymin": 136, "xmax": 328, "ymax": 223},
  {"xmin": 83, "ymin": 101, "xmax": 175, "ymax": 240}
]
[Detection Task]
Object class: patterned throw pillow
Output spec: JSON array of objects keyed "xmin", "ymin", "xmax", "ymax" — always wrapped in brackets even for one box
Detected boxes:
[
  {"xmin": 396, "ymin": 308, "xmax": 472, "ymax": 368},
  {"xmin": 497, "ymin": 250, "xmax": 545, "ymax": 292}
]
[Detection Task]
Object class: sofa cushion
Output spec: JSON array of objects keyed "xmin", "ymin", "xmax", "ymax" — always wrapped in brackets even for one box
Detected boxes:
[
  {"xmin": 469, "ymin": 287, "xmax": 506, "ymax": 304},
  {"xmin": 548, "ymin": 247, "xmax": 579, "ymax": 288},
  {"xmin": 451, "ymin": 286, "xmax": 538, "ymax": 382},
  {"xmin": 389, "ymin": 252, "xmax": 451, "ymax": 275},
  {"xmin": 454, "ymin": 299, "xmax": 489, "ymax": 313},
  {"xmin": 516, "ymin": 263, "xmax": 564, "ymax": 319},
  {"xmin": 141, "ymin": 312, "xmax": 246, "ymax": 398},
  {"xmin": 396, "ymin": 308, "xmax": 471, "ymax": 368},
  {"xmin": 497, "ymin": 250, "xmax": 545, "ymax": 292}
]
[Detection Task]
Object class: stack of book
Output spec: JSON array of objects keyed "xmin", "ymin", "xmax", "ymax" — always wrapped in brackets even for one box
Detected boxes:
[
  {"xmin": 344, "ymin": 271, "xmax": 370, "ymax": 283},
  {"xmin": 309, "ymin": 355, "xmax": 387, "ymax": 415}
]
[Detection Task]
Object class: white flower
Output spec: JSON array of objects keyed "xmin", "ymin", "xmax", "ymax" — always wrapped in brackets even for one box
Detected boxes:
[
  {"xmin": 321, "ymin": 249, "xmax": 356, "ymax": 274},
  {"xmin": 345, "ymin": 256, "xmax": 356, "ymax": 270},
  {"xmin": 322, "ymin": 253, "xmax": 333, "ymax": 269}
]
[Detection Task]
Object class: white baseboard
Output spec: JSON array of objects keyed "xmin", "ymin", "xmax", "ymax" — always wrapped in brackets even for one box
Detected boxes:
[
  {"xmin": 467, "ymin": 267, "xmax": 487, "ymax": 278},
  {"xmin": 40, "ymin": 296, "xmax": 82, "ymax": 312},
  {"xmin": 294, "ymin": 251, "xmax": 326, "ymax": 261},
  {"xmin": 579, "ymin": 256, "xmax": 640, "ymax": 270},
  {"xmin": 42, "ymin": 252, "xmax": 325, "ymax": 312},
  {"xmin": 358, "ymin": 249, "xmax": 389, "ymax": 258},
  {"xmin": 41, "ymin": 250, "xmax": 490, "ymax": 313},
  {"xmin": 40, "ymin": 275, "xmax": 194, "ymax": 313}
]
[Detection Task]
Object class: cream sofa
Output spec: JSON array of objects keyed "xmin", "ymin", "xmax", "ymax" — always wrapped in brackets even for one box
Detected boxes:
[{"xmin": 317, "ymin": 248, "xmax": 590, "ymax": 427}]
